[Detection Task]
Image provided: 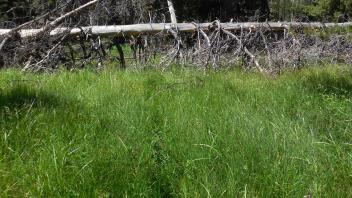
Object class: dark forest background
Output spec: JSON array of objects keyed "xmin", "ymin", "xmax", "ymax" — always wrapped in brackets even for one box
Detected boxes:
[{"xmin": 0, "ymin": 0, "xmax": 351, "ymax": 27}]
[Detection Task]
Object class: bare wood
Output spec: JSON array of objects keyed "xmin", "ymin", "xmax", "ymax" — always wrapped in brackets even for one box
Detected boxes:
[
  {"xmin": 2, "ymin": 22, "xmax": 351, "ymax": 39},
  {"xmin": 259, "ymin": 30, "xmax": 272, "ymax": 68},
  {"xmin": 222, "ymin": 28, "xmax": 267, "ymax": 73},
  {"xmin": 0, "ymin": 37, "xmax": 9, "ymax": 51},
  {"xmin": 198, "ymin": 28, "xmax": 211, "ymax": 68},
  {"xmin": 199, "ymin": 28, "xmax": 211, "ymax": 47},
  {"xmin": 35, "ymin": 0, "xmax": 99, "ymax": 39},
  {"xmin": 167, "ymin": 0, "xmax": 177, "ymax": 24},
  {"xmin": 24, "ymin": 34, "xmax": 69, "ymax": 71},
  {"xmin": 0, "ymin": 0, "xmax": 99, "ymax": 39},
  {"xmin": 1, "ymin": 0, "xmax": 73, "ymax": 35},
  {"xmin": 43, "ymin": 0, "xmax": 99, "ymax": 31},
  {"xmin": 0, "ymin": 3, "xmax": 71, "ymax": 52},
  {"xmin": 244, "ymin": 47, "xmax": 267, "ymax": 74}
]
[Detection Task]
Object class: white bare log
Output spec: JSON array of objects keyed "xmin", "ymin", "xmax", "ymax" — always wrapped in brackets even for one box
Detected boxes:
[
  {"xmin": 46, "ymin": 0, "xmax": 99, "ymax": 29},
  {"xmin": 0, "ymin": 4, "xmax": 75, "ymax": 52},
  {"xmin": 0, "ymin": 22, "xmax": 351, "ymax": 38},
  {"xmin": 167, "ymin": 0, "xmax": 177, "ymax": 24},
  {"xmin": 0, "ymin": 0, "xmax": 99, "ymax": 39}
]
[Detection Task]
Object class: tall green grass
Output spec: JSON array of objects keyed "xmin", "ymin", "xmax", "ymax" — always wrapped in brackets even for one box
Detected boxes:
[{"xmin": 0, "ymin": 66, "xmax": 351, "ymax": 197}]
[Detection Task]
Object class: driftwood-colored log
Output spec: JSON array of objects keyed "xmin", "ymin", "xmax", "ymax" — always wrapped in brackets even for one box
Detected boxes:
[
  {"xmin": 167, "ymin": 0, "xmax": 178, "ymax": 24},
  {"xmin": 0, "ymin": 0, "xmax": 99, "ymax": 51},
  {"xmin": 0, "ymin": 22, "xmax": 351, "ymax": 38}
]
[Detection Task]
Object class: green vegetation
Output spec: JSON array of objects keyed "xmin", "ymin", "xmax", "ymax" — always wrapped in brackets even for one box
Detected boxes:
[
  {"xmin": 271, "ymin": 0, "xmax": 351, "ymax": 21},
  {"xmin": 302, "ymin": 0, "xmax": 352, "ymax": 20},
  {"xmin": 0, "ymin": 66, "xmax": 352, "ymax": 197},
  {"xmin": 1, "ymin": 0, "xmax": 350, "ymax": 24}
]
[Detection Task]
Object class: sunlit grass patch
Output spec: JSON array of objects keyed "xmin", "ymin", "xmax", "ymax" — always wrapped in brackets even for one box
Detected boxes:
[{"xmin": 0, "ymin": 65, "xmax": 351, "ymax": 197}]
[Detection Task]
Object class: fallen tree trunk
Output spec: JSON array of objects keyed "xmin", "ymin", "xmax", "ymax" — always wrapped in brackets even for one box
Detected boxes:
[
  {"xmin": 0, "ymin": 22, "xmax": 351, "ymax": 38},
  {"xmin": 0, "ymin": 0, "xmax": 99, "ymax": 51}
]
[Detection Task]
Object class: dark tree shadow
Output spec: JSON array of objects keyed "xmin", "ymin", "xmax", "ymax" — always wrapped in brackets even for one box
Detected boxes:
[
  {"xmin": 303, "ymin": 71, "xmax": 352, "ymax": 97},
  {"xmin": 0, "ymin": 85, "xmax": 65, "ymax": 110}
]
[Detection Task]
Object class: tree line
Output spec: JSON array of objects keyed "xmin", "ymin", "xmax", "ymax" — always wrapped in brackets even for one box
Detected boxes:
[{"xmin": 0, "ymin": 0, "xmax": 351, "ymax": 27}]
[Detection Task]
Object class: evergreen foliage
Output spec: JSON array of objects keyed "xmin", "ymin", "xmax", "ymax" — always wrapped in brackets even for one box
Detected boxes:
[{"xmin": 0, "ymin": 0, "xmax": 350, "ymax": 24}]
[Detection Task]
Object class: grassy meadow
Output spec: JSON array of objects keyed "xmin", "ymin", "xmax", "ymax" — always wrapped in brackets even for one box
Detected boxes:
[{"xmin": 0, "ymin": 65, "xmax": 351, "ymax": 197}]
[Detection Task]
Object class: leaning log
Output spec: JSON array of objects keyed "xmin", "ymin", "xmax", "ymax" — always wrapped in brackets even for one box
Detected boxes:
[
  {"xmin": 0, "ymin": 22, "xmax": 351, "ymax": 38},
  {"xmin": 167, "ymin": 0, "xmax": 178, "ymax": 24},
  {"xmin": 0, "ymin": 0, "xmax": 99, "ymax": 51}
]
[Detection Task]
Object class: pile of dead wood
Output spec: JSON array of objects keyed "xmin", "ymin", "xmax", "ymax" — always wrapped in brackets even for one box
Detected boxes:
[{"xmin": 0, "ymin": 0, "xmax": 351, "ymax": 73}]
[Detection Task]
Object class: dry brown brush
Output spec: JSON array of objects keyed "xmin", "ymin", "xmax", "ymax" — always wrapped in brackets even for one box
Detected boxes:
[{"xmin": 0, "ymin": 0, "xmax": 351, "ymax": 74}]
